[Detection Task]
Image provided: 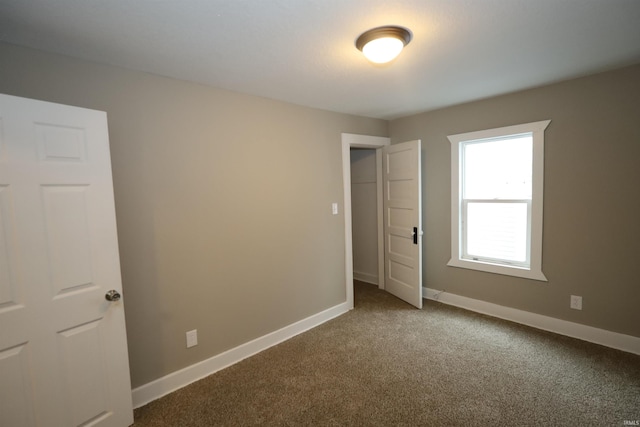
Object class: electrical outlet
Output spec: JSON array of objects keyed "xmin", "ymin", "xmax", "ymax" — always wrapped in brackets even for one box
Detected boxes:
[
  {"xmin": 570, "ymin": 295, "xmax": 582, "ymax": 310},
  {"xmin": 186, "ymin": 329, "xmax": 198, "ymax": 348}
]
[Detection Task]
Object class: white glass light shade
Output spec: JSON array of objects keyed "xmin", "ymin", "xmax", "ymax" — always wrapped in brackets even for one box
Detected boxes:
[
  {"xmin": 355, "ymin": 26, "xmax": 412, "ymax": 65},
  {"xmin": 362, "ymin": 37, "xmax": 405, "ymax": 64}
]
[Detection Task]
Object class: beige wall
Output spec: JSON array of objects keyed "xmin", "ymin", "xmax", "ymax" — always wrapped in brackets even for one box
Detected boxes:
[
  {"xmin": 389, "ymin": 64, "xmax": 640, "ymax": 338},
  {"xmin": 0, "ymin": 43, "xmax": 388, "ymax": 387},
  {"xmin": 2, "ymin": 40, "xmax": 638, "ymax": 391},
  {"xmin": 350, "ymin": 149, "xmax": 378, "ymax": 285}
]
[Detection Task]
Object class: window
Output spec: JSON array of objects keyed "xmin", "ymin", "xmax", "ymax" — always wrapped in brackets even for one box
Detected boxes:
[{"xmin": 447, "ymin": 120, "xmax": 550, "ymax": 281}]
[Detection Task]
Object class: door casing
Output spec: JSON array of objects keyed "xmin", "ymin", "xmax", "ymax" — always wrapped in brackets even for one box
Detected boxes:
[{"xmin": 341, "ymin": 133, "xmax": 389, "ymax": 309}]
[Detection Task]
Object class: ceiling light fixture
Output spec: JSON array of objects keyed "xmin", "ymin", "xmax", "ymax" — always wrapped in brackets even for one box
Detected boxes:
[{"xmin": 355, "ymin": 26, "xmax": 412, "ymax": 64}]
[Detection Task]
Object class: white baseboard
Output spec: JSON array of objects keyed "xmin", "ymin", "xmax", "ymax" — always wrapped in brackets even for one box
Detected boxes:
[
  {"xmin": 353, "ymin": 271, "xmax": 378, "ymax": 286},
  {"xmin": 131, "ymin": 301, "xmax": 350, "ymax": 408},
  {"xmin": 424, "ymin": 287, "xmax": 640, "ymax": 355},
  {"xmin": 132, "ymin": 289, "xmax": 639, "ymax": 408}
]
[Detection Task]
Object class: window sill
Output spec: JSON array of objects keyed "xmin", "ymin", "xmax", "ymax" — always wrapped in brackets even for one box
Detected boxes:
[{"xmin": 447, "ymin": 258, "xmax": 548, "ymax": 282}]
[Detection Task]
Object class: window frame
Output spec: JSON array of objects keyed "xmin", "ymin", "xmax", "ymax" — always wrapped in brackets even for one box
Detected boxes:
[{"xmin": 447, "ymin": 120, "xmax": 550, "ymax": 281}]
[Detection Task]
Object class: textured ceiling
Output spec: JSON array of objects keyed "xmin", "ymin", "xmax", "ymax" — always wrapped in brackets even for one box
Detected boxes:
[{"xmin": 1, "ymin": 0, "xmax": 640, "ymax": 119}]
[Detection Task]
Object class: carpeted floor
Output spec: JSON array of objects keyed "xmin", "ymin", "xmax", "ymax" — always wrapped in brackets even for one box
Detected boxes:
[{"xmin": 133, "ymin": 281, "xmax": 640, "ymax": 426}]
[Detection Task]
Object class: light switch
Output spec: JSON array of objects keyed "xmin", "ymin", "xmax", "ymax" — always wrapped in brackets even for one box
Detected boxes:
[{"xmin": 332, "ymin": 203, "xmax": 338, "ymax": 215}]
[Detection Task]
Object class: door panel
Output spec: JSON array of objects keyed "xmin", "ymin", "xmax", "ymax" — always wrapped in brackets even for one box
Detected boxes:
[
  {"xmin": 383, "ymin": 140, "xmax": 422, "ymax": 308},
  {"xmin": 35, "ymin": 123, "xmax": 87, "ymax": 162},
  {"xmin": 42, "ymin": 185, "xmax": 94, "ymax": 295},
  {"xmin": 58, "ymin": 320, "xmax": 111, "ymax": 426},
  {"xmin": 0, "ymin": 94, "xmax": 133, "ymax": 426},
  {"xmin": 0, "ymin": 343, "xmax": 37, "ymax": 426},
  {"xmin": 0, "ymin": 185, "xmax": 17, "ymax": 306}
]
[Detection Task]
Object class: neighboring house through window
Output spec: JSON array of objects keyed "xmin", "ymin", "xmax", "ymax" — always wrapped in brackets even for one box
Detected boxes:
[{"xmin": 447, "ymin": 120, "xmax": 550, "ymax": 281}]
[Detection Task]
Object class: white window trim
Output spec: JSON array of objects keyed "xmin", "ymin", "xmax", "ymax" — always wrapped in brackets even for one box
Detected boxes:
[{"xmin": 447, "ymin": 120, "xmax": 550, "ymax": 282}]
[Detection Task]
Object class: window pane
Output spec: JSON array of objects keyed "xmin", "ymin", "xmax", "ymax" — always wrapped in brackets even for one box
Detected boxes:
[
  {"xmin": 463, "ymin": 135, "xmax": 532, "ymax": 199},
  {"xmin": 466, "ymin": 203, "xmax": 528, "ymax": 263}
]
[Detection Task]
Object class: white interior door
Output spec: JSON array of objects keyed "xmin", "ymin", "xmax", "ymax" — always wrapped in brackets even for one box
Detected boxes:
[
  {"xmin": 383, "ymin": 140, "xmax": 423, "ymax": 308},
  {"xmin": 0, "ymin": 94, "xmax": 133, "ymax": 426}
]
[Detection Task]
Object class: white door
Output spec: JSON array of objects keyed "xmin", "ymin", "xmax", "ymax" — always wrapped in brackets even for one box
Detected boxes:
[
  {"xmin": 383, "ymin": 140, "xmax": 423, "ymax": 308},
  {"xmin": 0, "ymin": 94, "xmax": 133, "ymax": 426}
]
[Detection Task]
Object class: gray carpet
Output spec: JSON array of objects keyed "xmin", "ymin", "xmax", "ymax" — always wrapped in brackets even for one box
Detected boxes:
[{"xmin": 133, "ymin": 281, "xmax": 640, "ymax": 426}]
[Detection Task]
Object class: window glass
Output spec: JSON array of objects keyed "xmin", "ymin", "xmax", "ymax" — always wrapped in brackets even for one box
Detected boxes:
[
  {"xmin": 466, "ymin": 202, "xmax": 528, "ymax": 263},
  {"xmin": 463, "ymin": 135, "xmax": 532, "ymax": 200}
]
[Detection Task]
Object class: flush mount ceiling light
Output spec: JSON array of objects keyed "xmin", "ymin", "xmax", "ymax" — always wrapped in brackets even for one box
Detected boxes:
[{"xmin": 355, "ymin": 26, "xmax": 412, "ymax": 64}]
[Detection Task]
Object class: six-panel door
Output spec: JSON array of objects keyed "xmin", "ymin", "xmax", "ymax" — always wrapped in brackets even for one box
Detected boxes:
[{"xmin": 0, "ymin": 94, "xmax": 133, "ymax": 426}]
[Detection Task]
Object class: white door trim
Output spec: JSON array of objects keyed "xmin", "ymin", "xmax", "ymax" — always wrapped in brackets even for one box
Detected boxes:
[{"xmin": 341, "ymin": 133, "xmax": 390, "ymax": 309}]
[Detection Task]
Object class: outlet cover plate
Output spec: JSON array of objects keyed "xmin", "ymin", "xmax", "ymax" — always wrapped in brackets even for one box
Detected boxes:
[
  {"xmin": 186, "ymin": 329, "xmax": 198, "ymax": 348},
  {"xmin": 570, "ymin": 295, "xmax": 582, "ymax": 310}
]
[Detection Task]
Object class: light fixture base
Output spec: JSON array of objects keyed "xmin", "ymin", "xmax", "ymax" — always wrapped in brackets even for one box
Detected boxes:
[{"xmin": 355, "ymin": 26, "xmax": 412, "ymax": 52}]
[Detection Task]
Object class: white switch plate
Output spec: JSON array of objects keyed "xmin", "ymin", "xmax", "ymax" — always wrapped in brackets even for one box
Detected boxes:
[
  {"xmin": 332, "ymin": 202, "xmax": 338, "ymax": 215},
  {"xmin": 186, "ymin": 329, "xmax": 198, "ymax": 348},
  {"xmin": 570, "ymin": 295, "xmax": 582, "ymax": 310}
]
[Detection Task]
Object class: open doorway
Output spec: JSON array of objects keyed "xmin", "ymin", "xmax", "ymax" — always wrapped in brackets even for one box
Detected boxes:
[
  {"xmin": 350, "ymin": 148, "xmax": 380, "ymax": 287},
  {"xmin": 342, "ymin": 133, "xmax": 424, "ymax": 309},
  {"xmin": 341, "ymin": 133, "xmax": 389, "ymax": 309}
]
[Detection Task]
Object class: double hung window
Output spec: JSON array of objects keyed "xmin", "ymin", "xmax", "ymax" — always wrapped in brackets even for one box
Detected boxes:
[{"xmin": 447, "ymin": 121, "xmax": 550, "ymax": 281}]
